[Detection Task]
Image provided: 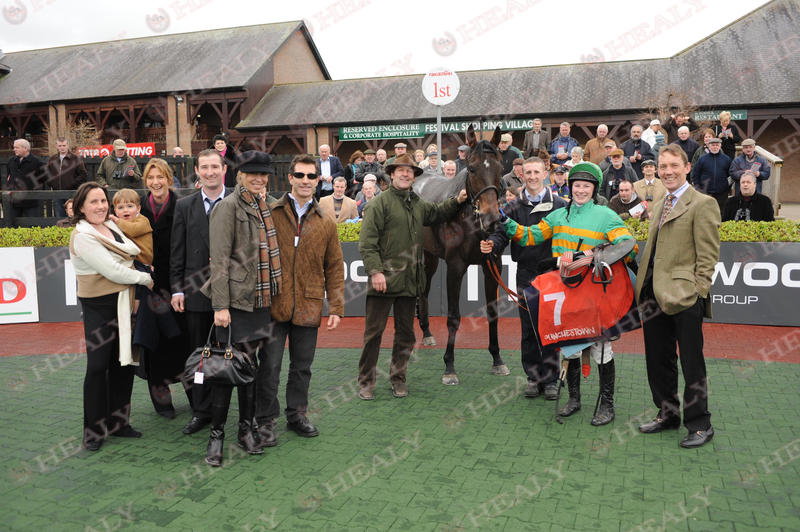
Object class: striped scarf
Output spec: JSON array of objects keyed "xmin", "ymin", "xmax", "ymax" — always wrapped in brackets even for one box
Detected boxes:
[{"xmin": 240, "ymin": 186, "xmax": 281, "ymax": 308}]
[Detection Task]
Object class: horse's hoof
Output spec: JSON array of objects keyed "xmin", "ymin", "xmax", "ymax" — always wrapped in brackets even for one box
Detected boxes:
[
  {"xmin": 491, "ymin": 364, "xmax": 511, "ymax": 376},
  {"xmin": 422, "ymin": 336, "xmax": 436, "ymax": 346},
  {"xmin": 442, "ymin": 373, "xmax": 460, "ymax": 385}
]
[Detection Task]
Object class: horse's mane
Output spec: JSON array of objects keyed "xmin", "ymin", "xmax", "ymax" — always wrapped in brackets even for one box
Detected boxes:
[{"xmin": 415, "ymin": 140, "xmax": 499, "ymax": 203}]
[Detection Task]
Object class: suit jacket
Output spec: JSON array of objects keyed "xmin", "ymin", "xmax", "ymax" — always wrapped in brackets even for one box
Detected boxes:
[
  {"xmin": 523, "ymin": 129, "xmax": 551, "ymax": 158},
  {"xmin": 316, "ymin": 155, "xmax": 345, "ymax": 195},
  {"xmin": 633, "ymin": 178, "xmax": 667, "ymax": 217},
  {"xmin": 170, "ymin": 188, "xmax": 231, "ymax": 312},
  {"xmin": 634, "ymin": 185, "xmax": 720, "ymax": 318},
  {"xmin": 318, "ymin": 194, "xmax": 359, "ymax": 223}
]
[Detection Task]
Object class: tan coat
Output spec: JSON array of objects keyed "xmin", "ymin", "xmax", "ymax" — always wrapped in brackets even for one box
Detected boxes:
[
  {"xmin": 115, "ymin": 214, "xmax": 153, "ymax": 265},
  {"xmin": 583, "ymin": 137, "xmax": 609, "ymax": 165},
  {"xmin": 633, "ymin": 178, "xmax": 667, "ymax": 217},
  {"xmin": 318, "ymin": 194, "xmax": 359, "ymax": 223},
  {"xmin": 634, "ymin": 185, "xmax": 720, "ymax": 318},
  {"xmin": 269, "ymin": 195, "xmax": 345, "ymax": 326}
]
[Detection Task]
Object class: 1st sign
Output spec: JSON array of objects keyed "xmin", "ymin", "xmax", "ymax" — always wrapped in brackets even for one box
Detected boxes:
[{"xmin": 422, "ymin": 70, "xmax": 460, "ymax": 106}]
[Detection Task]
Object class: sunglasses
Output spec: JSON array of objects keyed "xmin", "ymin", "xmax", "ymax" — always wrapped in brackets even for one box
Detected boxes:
[{"xmin": 292, "ymin": 172, "xmax": 318, "ymax": 179}]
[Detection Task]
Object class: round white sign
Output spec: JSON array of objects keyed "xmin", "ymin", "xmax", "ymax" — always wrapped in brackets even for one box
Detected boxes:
[{"xmin": 421, "ymin": 70, "xmax": 460, "ymax": 106}]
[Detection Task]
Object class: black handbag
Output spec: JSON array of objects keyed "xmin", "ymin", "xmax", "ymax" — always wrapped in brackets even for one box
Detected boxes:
[{"xmin": 183, "ymin": 326, "xmax": 256, "ymax": 386}]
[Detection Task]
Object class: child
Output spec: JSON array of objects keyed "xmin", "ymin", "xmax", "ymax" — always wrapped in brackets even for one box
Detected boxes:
[
  {"xmin": 56, "ymin": 198, "xmax": 75, "ymax": 227},
  {"xmin": 111, "ymin": 189, "xmax": 153, "ymax": 266},
  {"xmin": 111, "ymin": 189, "xmax": 153, "ymax": 315}
]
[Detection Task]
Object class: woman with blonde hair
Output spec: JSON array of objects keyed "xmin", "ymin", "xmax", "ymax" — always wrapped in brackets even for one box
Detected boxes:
[{"xmin": 713, "ymin": 111, "xmax": 742, "ymax": 160}]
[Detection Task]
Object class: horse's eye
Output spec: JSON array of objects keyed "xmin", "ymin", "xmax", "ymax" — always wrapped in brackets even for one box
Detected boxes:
[{"xmin": 467, "ymin": 165, "xmax": 475, "ymax": 173}]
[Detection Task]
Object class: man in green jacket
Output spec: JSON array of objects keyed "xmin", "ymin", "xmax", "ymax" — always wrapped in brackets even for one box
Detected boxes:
[
  {"xmin": 94, "ymin": 139, "xmax": 142, "ymax": 190},
  {"xmin": 357, "ymin": 154, "xmax": 467, "ymax": 400}
]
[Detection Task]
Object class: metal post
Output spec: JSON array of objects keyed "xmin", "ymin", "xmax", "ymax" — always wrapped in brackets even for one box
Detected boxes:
[{"xmin": 436, "ymin": 107, "xmax": 442, "ymax": 156}]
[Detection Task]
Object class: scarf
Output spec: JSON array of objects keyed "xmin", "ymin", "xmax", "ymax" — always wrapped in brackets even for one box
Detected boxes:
[{"xmin": 239, "ymin": 185, "xmax": 281, "ymax": 308}]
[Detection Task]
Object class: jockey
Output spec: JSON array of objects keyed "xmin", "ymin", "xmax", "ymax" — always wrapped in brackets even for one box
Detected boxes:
[{"xmin": 501, "ymin": 161, "xmax": 637, "ymax": 426}]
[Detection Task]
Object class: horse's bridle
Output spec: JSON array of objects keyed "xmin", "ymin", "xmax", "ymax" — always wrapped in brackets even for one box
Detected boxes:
[{"xmin": 463, "ymin": 166, "xmax": 499, "ymax": 233}]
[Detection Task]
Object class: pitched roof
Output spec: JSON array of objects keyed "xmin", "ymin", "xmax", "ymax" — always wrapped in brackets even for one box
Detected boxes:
[
  {"xmin": 238, "ymin": 0, "xmax": 800, "ymax": 130},
  {"xmin": 0, "ymin": 21, "xmax": 329, "ymax": 106}
]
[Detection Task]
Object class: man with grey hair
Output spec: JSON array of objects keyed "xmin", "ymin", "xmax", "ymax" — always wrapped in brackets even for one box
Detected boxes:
[
  {"xmin": 315, "ymin": 144, "xmax": 344, "ymax": 199},
  {"xmin": 523, "ymin": 118, "xmax": 551, "ymax": 158},
  {"xmin": 442, "ymin": 160, "xmax": 457, "ymax": 179},
  {"xmin": 5, "ymin": 138, "xmax": 45, "ymax": 222},
  {"xmin": 722, "ymin": 171, "xmax": 774, "ymax": 222},
  {"xmin": 376, "ymin": 149, "xmax": 388, "ymax": 167},
  {"xmin": 621, "ymin": 124, "xmax": 655, "ymax": 180},
  {"xmin": 583, "ymin": 124, "xmax": 610, "ymax": 165},
  {"xmin": 671, "ymin": 126, "xmax": 700, "ymax": 162},
  {"xmin": 455, "ymin": 145, "xmax": 470, "ymax": 174},
  {"xmin": 550, "ymin": 122, "xmax": 578, "ymax": 165}
]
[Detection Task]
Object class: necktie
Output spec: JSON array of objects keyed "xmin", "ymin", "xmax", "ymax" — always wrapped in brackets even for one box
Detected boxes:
[
  {"xmin": 659, "ymin": 194, "xmax": 676, "ymax": 228},
  {"xmin": 205, "ymin": 197, "xmax": 220, "ymax": 216}
]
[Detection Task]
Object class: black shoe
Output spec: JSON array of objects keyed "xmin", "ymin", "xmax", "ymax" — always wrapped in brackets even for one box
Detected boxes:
[
  {"xmin": 680, "ymin": 427, "xmax": 714, "ymax": 448},
  {"xmin": 639, "ymin": 417, "xmax": 681, "ymax": 433},
  {"xmin": 237, "ymin": 421, "xmax": 264, "ymax": 455},
  {"xmin": 85, "ymin": 439, "xmax": 103, "ymax": 452},
  {"xmin": 559, "ymin": 358, "xmax": 581, "ymax": 416},
  {"xmin": 114, "ymin": 425, "xmax": 142, "ymax": 438},
  {"xmin": 591, "ymin": 403, "xmax": 615, "ymax": 426},
  {"xmin": 205, "ymin": 427, "xmax": 224, "ymax": 467},
  {"xmin": 524, "ymin": 381, "xmax": 541, "ymax": 398},
  {"xmin": 559, "ymin": 397, "xmax": 581, "ymax": 417},
  {"xmin": 183, "ymin": 416, "xmax": 211, "ymax": 435},
  {"xmin": 591, "ymin": 360, "xmax": 615, "ymax": 426},
  {"xmin": 543, "ymin": 382, "xmax": 559, "ymax": 401},
  {"xmin": 255, "ymin": 419, "xmax": 278, "ymax": 448},
  {"xmin": 157, "ymin": 409, "xmax": 177, "ymax": 420},
  {"xmin": 287, "ymin": 416, "xmax": 319, "ymax": 438}
]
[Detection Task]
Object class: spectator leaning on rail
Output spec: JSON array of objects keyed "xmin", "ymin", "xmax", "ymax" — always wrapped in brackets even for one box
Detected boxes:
[
  {"xmin": 691, "ymin": 137, "xmax": 732, "ymax": 215},
  {"xmin": 481, "ymin": 156, "xmax": 568, "ymax": 401},
  {"xmin": 356, "ymin": 154, "xmax": 468, "ymax": 400},
  {"xmin": 722, "ymin": 171, "xmax": 775, "ymax": 222},
  {"xmin": 498, "ymin": 162, "xmax": 637, "ymax": 426},
  {"xmin": 68, "ymin": 182, "xmax": 154, "ymax": 451},
  {"xmin": 45, "ymin": 137, "xmax": 88, "ymax": 218},
  {"xmin": 5, "ymin": 138, "xmax": 45, "ymax": 221},
  {"xmin": 729, "ymin": 138, "xmax": 771, "ymax": 194},
  {"xmin": 94, "ymin": 139, "xmax": 142, "ymax": 190}
]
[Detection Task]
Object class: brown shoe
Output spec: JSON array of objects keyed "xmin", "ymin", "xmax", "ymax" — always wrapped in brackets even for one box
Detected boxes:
[
  {"xmin": 391, "ymin": 382, "xmax": 408, "ymax": 398},
  {"xmin": 358, "ymin": 388, "xmax": 375, "ymax": 401}
]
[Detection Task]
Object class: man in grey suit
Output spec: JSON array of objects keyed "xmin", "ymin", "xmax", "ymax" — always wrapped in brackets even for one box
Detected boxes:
[
  {"xmin": 523, "ymin": 118, "xmax": 551, "ymax": 158},
  {"xmin": 634, "ymin": 144, "xmax": 720, "ymax": 449},
  {"xmin": 170, "ymin": 149, "xmax": 230, "ymax": 434}
]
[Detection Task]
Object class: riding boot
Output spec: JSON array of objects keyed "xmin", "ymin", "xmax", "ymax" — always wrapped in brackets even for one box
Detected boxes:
[
  {"xmin": 591, "ymin": 359, "xmax": 615, "ymax": 426},
  {"xmin": 205, "ymin": 426, "xmax": 224, "ymax": 467},
  {"xmin": 558, "ymin": 358, "xmax": 581, "ymax": 417},
  {"xmin": 237, "ymin": 384, "xmax": 263, "ymax": 455}
]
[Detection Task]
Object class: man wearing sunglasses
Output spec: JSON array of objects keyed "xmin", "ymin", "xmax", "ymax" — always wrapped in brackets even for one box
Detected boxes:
[{"xmin": 256, "ymin": 154, "xmax": 344, "ymax": 445}]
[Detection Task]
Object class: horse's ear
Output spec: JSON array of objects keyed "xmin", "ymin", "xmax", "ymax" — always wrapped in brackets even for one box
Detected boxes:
[
  {"xmin": 466, "ymin": 124, "xmax": 477, "ymax": 148},
  {"xmin": 490, "ymin": 126, "xmax": 502, "ymax": 146}
]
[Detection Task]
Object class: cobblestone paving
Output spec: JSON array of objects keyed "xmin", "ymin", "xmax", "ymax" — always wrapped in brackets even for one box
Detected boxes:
[{"xmin": 1, "ymin": 348, "xmax": 798, "ymax": 531}]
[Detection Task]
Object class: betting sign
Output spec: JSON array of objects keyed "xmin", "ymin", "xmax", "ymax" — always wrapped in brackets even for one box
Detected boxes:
[{"xmin": 421, "ymin": 70, "xmax": 460, "ymax": 106}]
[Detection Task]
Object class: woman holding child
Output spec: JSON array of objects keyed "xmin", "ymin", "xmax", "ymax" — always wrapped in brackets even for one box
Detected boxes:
[{"xmin": 69, "ymin": 182, "xmax": 154, "ymax": 451}]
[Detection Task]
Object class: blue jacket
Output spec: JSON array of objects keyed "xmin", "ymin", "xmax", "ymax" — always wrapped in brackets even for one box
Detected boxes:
[
  {"xmin": 550, "ymin": 136, "xmax": 579, "ymax": 164},
  {"xmin": 692, "ymin": 152, "xmax": 732, "ymax": 194},
  {"xmin": 729, "ymin": 154, "xmax": 771, "ymax": 194}
]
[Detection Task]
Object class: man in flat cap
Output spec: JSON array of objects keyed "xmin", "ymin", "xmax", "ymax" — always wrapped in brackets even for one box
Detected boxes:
[
  {"xmin": 355, "ymin": 149, "xmax": 387, "ymax": 191},
  {"xmin": 385, "ymin": 142, "xmax": 408, "ymax": 167}
]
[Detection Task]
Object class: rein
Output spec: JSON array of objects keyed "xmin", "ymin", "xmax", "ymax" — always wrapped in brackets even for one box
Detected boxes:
[{"xmin": 486, "ymin": 258, "xmax": 528, "ymax": 310}]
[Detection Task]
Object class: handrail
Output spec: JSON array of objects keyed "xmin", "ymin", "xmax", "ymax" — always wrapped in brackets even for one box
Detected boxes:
[{"xmin": 752, "ymin": 145, "xmax": 783, "ymax": 216}]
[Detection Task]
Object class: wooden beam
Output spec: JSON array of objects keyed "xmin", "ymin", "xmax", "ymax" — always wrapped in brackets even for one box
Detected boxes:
[
  {"xmin": 265, "ymin": 137, "xmax": 281, "ymax": 153},
  {"xmin": 579, "ymin": 125, "xmax": 594, "ymax": 139},
  {"xmin": 753, "ymin": 119, "xmax": 775, "ymax": 140},
  {"xmin": 289, "ymin": 136, "xmax": 304, "ymax": 153},
  {"xmin": 785, "ymin": 117, "xmax": 800, "ymax": 136}
]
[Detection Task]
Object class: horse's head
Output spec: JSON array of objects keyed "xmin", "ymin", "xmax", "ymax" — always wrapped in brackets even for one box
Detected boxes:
[{"xmin": 464, "ymin": 125, "xmax": 503, "ymax": 232}]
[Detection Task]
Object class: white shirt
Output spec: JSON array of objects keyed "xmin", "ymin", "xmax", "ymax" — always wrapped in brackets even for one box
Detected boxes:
[
  {"xmin": 201, "ymin": 187, "xmax": 226, "ymax": 214},
  {"xmin": 289, "ymin": 193, "xmax": 314, "ymax": 219},
  {"xmin": 524, "ymin": 187, "xmax": 546, "ymax": 204}
]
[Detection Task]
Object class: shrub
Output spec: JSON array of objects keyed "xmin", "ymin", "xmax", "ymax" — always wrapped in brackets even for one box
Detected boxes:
[{"xmin": 0, "ymin": 226, "xmax": 73, "ymax": 248}]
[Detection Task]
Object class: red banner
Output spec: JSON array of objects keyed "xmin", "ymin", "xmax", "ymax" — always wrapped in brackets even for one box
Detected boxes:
[{"xmin": 77, "ymin": 142, "xmax": 156, "ymax": 158}]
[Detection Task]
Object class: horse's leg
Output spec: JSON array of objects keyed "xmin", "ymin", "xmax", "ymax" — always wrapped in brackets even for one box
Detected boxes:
[
  {"xmin": 483, "ymin": 259, "xmax": 508, "ymax": 375},
  {"xmin": 417, "ymin": 251, "xmax": 438, "ymax": 346},
  {"xmin": 442, "ymin": 263, "xmax": 465, "ymax": 385}
]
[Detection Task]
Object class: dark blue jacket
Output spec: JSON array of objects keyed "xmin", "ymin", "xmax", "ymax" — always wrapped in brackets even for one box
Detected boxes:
[
  {"xmin": 620, "ymin": 138, "xmax": 654, "ymax": 179},
  {"xmin": 487, "ymin": 187, "xmax": 567, "ymax": 286},
  {"xmin": 730, "ymin": 154, "xmax": 771, "ymax": 194},
  {"xmin": 692, "ymin": 152, "xmax": 732, "ymax": 194},
  {"xmin": 550, "ymin": 136, "xmax": 579, "ymax": 164}
]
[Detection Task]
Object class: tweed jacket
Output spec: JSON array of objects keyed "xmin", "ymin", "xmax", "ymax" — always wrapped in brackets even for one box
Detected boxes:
[
  {"xmin": 268, "ymin": 194, "xmax": 344, "ymax": 326},
  {"xmin": 634, "ymin": 185, "xmax": 720, "ymax": 318}
]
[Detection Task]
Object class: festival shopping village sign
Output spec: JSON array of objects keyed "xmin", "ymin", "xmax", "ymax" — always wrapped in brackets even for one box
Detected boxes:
[
  {"xmin": 76, "ymin": 142, "xmax": 156, "ymax": 158},
  {"xmin": 338, "ymin": 119, "xmax": 535, "ymax": 141}
]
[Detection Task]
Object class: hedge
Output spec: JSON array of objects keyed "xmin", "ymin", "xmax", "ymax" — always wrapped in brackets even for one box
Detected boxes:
[{"xmin": 1, "ymin": 219, "xmax": 798, "ymax": 247}]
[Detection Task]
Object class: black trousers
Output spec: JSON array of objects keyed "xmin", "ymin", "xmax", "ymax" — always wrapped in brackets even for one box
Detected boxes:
[
  {"xmin": 642, "ymin": 288, "xmax": 711, "ymax": 432},
  {"xmin": 80, "ymin": 294, "xmax": 135, "ymax": 443},
  {"xmin": 210, "ymin": 340, "xmax": 263, "ymax": 428},
  {"xmin": 184, "ymin": 310, "xmax": 214, "ymax": 418},
  {"xmin": 358, "ymin": 295, "xmax": 416, "ymax": 390},
  {"xmin": 256, "ymin": 321, "xmax": 318, "ymax": 422},
  {"xmin": 518, "ymin": 303, "xmax": 558, "ymax": 387},
  {"xmin": 710, "ymin": 190, "xmax": 729, "ymax": 216}
]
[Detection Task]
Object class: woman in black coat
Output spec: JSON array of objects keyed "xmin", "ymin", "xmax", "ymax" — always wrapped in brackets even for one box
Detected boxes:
[
  {"xmin": 713, "ymin": 111, "xmax": 742, "ymax": 161},
  {"xmin": 139, "ymin": 158, "xmax": 189, "ymax": 418},
  {"xmin": 212, "ymin": 134, "xmax": 238, "ymax": 188}
]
